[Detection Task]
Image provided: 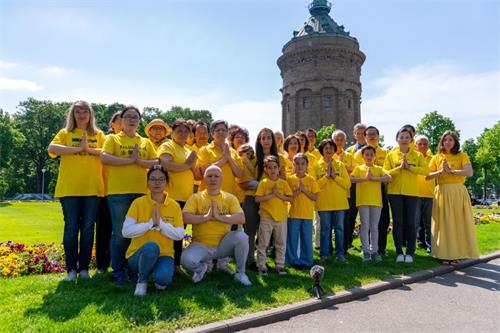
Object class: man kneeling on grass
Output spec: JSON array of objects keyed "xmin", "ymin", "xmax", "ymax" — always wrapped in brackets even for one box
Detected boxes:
[{"xmin": 181, "ymin": 165, "xmax": 251, "ymax": 286}]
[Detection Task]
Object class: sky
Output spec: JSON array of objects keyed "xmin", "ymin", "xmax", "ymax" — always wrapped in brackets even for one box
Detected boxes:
[{"xmin": 0, "ymin": 0, "xmax": 499, "ymax": 146}]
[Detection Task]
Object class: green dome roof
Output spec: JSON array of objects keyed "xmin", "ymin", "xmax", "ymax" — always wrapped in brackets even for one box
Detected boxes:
[{"xmin": 292, "ymin": 0, "xmax": 356, "ymax": 41}]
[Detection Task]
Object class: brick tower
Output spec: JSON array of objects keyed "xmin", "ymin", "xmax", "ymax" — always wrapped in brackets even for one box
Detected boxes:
[{"xmin": 277, "ymin": 0, "xmax": 365, "ymax": 140}]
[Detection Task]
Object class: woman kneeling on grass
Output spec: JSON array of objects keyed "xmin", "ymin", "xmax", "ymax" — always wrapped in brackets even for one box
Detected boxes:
[
  {"xmin": 48, "ymin": 101, "xmax": 105, "ymax": 281},
  {"xmin": 122, "ymin": 166, "xmax": 185, "ymax": 296}
]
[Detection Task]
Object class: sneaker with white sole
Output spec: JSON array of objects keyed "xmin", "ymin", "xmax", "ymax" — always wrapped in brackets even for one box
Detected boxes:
[
  {"xmin": 134, "ymin": 282, "xmax": 148, "ymax": 296},
  {"xmin": 362, "ymin": 253, "xmax": 371, "ymax": 262},
  {"xmin": 154, "ymin": 282, "xmax": 166, "ymax": 290},
  {"xmin": 206, "ymin": 261, "xmax": 214, "ymax": 273},
  {"xmin": 404, "ymin": 255, "xmax": 413, "ymax": 263},
  {"xmin": 396, "ymin": 254, "xmax": 405, "ymax": 263},
  {"xmin": 79, "ymin": 270, "xmax": 91, "ymax": 279},
  {"xmin": 234, "ymin": 272, "xmax": 252, "ymax": 286},
  {"xmin": 276, "ymin": 267, "xmax": 288, "ymax": 275},
  {"xmin": 192, "ymin": 263, "xmax": 208, "ymax": 283},
  {"xmin": 216, "ymin": 260, "xmax": 235, "ymax": 275},
  {"xmin": 258, "ymin": 268, "xmax": 268, "ymax": 276},
  {"xmin": 64, "ymin": 270, "xmax": 77, "ymax": 281}
]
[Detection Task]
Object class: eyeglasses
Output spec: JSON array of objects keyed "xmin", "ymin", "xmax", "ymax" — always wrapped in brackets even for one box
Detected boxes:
[
  {"xmin": 148, "ymin": 177, "xmax": 166, "ymax": 183},
  {"xmin": 75, "ymin": 110, "xmax": 89, "ymax": 115},
  {"xmin": 123, "ymin": 115, "xmax": 140, "ymax": 120}
]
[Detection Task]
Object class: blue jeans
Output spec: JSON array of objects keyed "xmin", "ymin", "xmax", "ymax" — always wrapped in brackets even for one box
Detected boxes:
[
  {"xmin": 319, "ymin": 210, "xmax": 345, "ymax": 257},
  {"xmin": 286, "ymin": 218, "xmax": 313, "ymax": 267},
  {"xmin": 107, "ymin": 193, "xmax": 143, "ymax": 279},
  {"xmin": 128, "ymin": 242, "xmax": 174, "ymax": 286},
  {"xmin": 60, "ymin": 196, "xmax": 101, "ymax": 272}
]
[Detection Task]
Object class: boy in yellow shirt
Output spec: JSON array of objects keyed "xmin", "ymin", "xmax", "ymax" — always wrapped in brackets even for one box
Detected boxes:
[
  {"xmin": 255, "ymin": 156, "xmax": 293, "ymax": 275},
  {"xmin": 285, "ymin": 154, "xmax": 319, "ymax": 269},
  {"xmin": 351, "ymin": 146, "xmax": 392, "ymax": 262}
]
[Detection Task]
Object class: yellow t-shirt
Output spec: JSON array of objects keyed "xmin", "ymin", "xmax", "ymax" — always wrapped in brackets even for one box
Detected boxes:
[
  {"xmin": 183, "ymin": 190, "xmax": 242, "ymax": 247},
  {"xmin": 102, "ymin": 132, "xmax": 158, "ymax": 195},
  {"xmin": 354, "ymin": 145, "xmax": 387, "ymax": 167},
  {"xmin": 157, "ymin": 140, "xmax": 194, "ymax": 202},
  {"xmin": 287, "ymin": 174, "xmax": 319, "ymax": 219},
  {"xmin": 429, "ymin": 152, "xmax": 471, "ymax": 185},
  {"xmin": 197, "ymin": 143, "xmax": 243, "ymax": 195},
  {"xmin": 255, "ymin": 178, "xmax": 292, "ymax": 222},
  {"xmin": 417, "ymin": 153, "xmax": 435, "ymax": 198},
  {"xmin": 49, "ymin": 128, "xmax": 105, "ymax": 198},
  {"xmin": 189, "ymin": 143, "xmax": 206, "ymax": 187},
  {"xmin": 125, "ymin": 194, "xmax": 183, "ymax": 258},
  {"xmin": 334, "ymin": 149, "xmax": 355, "ymax": 173},
  {"xmin": 314, "ymin": 158, "xmax": 350, "ymax": 211},
  {"xmin": 351, "ymin": 164, "xmax": 387, "ymax": 207},
  {"xmin": 383, "ymin": 149, "xmax": 429, "ymax": 196}
]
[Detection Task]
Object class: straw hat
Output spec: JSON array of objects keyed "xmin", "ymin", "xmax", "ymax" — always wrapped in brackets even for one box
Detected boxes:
[{"xmin": 145, "ymin": 118, "xmax": 171, "ymax": 138}]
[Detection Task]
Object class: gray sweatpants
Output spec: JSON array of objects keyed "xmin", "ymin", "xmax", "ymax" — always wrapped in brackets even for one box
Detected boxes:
[
  {"xmin": 181, "ymin": 231, "xmax": 249, "ymax": 274},
  {"xmin": 358, "ymin": 205, "xmax": 382, "ymax": 255}
]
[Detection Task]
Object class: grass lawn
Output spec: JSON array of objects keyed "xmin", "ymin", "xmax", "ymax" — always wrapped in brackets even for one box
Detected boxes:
[{"xmin": 0, "ymin": 202, "xmax": 499, "ymax": 332}]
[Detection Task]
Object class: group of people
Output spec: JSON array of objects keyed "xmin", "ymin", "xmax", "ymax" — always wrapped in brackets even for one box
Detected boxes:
[{"xmin": 48, "ymin": 101, "xmax": 480, "ymax": 296}]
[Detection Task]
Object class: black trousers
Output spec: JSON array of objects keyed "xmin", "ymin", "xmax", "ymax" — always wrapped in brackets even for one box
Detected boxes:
[
  {"xmin": 95, "ymin": 197, "xmax": 112, "ymax": 270},
  {"xmin": 377, "ymin": 184, "xmax": 391, "ymax": 255},
  {"xmin": 343, "ymin": 185, "xmax": 357, "ymax": 254},
  {"xmin": 173, "ymin": 201, "xmax": 186, "ymax": 266},
  {"xmin": 388, "ymin": 194, "xmax": 418, "ymax": 256}
]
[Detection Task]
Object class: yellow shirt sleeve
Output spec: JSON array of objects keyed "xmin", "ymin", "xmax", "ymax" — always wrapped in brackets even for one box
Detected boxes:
[{"xmin": 48, "ymin": 129, "xmax": 67, "ymax": 158}]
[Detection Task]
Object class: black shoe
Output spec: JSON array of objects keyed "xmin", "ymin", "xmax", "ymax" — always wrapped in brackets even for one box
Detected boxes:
[
  {"xmin": 291, "ymin": 264, "xmax": 303, "ymax": 270},
  {"xmin": 248, "ymin": 262, "xmax": 258, "ymax": 272}
]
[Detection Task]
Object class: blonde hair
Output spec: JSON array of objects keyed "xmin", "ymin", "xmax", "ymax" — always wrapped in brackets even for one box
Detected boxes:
[{"xmin": 65, "ymin": 100, "xmax": 99, "ymax": 135}]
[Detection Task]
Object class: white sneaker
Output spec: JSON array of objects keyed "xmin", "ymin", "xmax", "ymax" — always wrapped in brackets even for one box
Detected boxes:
[
  {"xmin": 154, "ymin": 282, "xmax": 166, "ymax": 290},
  {"xmin": 64, "ymin": 270, "xmax": 77, "ymax": 281},
  {"xmin": 206, "ymin": 261, "xmax": 214, "ymax": 273},
  {"xmin": 404, "ymin": 255, "xmax": 413, "ymax": 263},
  {"xmin": 192, "ymin": 263, "xmax": 208, "ymax": 283},
  {"xmin": 79, "ymin": 270, "xmax": 91, "ymax": 279},
  {"xmin": 134, "ymin": 282, "xmax": 148, "ymax": 296},
  {"xmin": 396, "ymin": 254, "xmax": 405, "ymax": 263},
  {"xmin": 216, "ymin": 260, "xmax": 235, "ymax": 275},
  {"xmin": 234, "ymin": 272, "xmax": 252, "ymax": 286}
]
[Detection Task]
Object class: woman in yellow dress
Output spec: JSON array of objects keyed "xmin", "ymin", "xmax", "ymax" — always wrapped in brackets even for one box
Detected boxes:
[{"xmin": 427, "ymin": 130, "xmax": 479, "ymax": 264}]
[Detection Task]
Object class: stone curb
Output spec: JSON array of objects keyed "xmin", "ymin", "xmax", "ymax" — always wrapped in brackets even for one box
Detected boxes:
[{"xmin": 180, "ymin": 251, "xmax": 500, "ymax": 333}]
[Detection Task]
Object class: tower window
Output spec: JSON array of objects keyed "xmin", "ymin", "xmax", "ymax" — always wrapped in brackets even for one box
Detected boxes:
[
  {"xmin": 303, "ymin": 97, "xmax": 311, "ymax": 109},
  {"xmin": 348, "ymin": 99, "xmax": 352, "ymax": 109},
  {"xmin": 323, "ymin": 96, "xmax": 332, "ymax": 109}
]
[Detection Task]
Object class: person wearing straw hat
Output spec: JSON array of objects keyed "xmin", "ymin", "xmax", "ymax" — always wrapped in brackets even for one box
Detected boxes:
[{"xmin": 145, "ymin": 118, "xmax": 171, "ymax": 151}]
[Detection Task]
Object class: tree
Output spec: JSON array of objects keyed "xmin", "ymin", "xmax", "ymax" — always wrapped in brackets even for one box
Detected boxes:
[
  {"xmin": 416, "ymin": 111, "xmax": 459, "ymax": 153},
  {"xmin": 93, "ymin": 102, "xmax": 126, "ymax": 133},
  {"xmin": 475, "ymin": 122, "xmax": 500, "ymax": 198},
  {"xmin": 316, "ymin": 124, "xmax": 336, "ymax": 147},
  {"xmin": 0, "ymin": 109, "xmax": 26, "ymax": 198},
  {"xmin": 462, "ymin": 138, "xmax": 480, "ymax": 197},
  {"xmin": 12, "ymin": 98, "xmax": 68, "ymax": 194}
]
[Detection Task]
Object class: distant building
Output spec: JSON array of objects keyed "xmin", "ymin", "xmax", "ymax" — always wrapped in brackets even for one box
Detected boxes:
[{"xmin": 277, "ymin": 0, "xmax": 365, "ymax": 141}]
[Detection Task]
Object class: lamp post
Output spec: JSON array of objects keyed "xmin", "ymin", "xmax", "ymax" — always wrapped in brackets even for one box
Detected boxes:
[{"xmin": 41, "ymin": 168, "xmax": 46, "ymax": 201}]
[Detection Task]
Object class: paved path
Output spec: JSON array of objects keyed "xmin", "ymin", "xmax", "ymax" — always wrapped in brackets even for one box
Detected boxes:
[{"xmin": 242, "ymin": 258, "xmax": 500, "ymax": 333}]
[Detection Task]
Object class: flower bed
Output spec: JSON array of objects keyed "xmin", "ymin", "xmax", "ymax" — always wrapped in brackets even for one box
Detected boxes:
[
  {"xmin": 474, "ymin": 213, "xmax": 500, "ymax": 225},
  {"xmin": 0, "ymin": 242, "xmax": 67, "ymax": 277}
]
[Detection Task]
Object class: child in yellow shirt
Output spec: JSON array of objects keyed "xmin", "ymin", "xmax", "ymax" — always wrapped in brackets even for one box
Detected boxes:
[
  {"xmin": 351, "ymin": 146, "xmax": 392, "ymax": 262},
  {"xmin": 255, "ymin": 156, "xmax": 293, "ymax": 275},
  {"xmin": 285, "ymin": 153, "xmax": 319, "ymax": 269}
]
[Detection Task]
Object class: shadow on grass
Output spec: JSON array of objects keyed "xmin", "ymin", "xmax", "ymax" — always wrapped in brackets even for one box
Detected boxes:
[{"xmin": 0, "ymin": 202, "xmax": 13, "ymax": 208}]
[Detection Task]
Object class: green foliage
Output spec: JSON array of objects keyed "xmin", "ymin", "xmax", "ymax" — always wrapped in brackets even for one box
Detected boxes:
[
  {"xmin": 475, "ymin": 122, "xmax": 500, "ymax": 197},
  {"xmin": 316, "ymin": 124, "xmax": 336, "ymax": 147},
  {"xmin": 462, "ymin": 138, "xmax": 480, "ymax": 197},
  {"xmin": 416, "ymin": 111, "xmax": 459, "ymax": 153}
]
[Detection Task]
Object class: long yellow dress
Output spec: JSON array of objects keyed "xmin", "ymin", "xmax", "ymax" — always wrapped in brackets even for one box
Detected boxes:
[{"xmin": 429, "ymin": 152, "xmax": 479, "ymax": 260}]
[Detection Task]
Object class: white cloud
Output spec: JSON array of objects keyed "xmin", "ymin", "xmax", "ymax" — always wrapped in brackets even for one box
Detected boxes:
[
  {"xmin": 0, "ymin": 77, "xmax": 44, "ymax": 91},
  {"xmin": 0, "ymin": 60, "xmax": 20, "ymax": 70},
  {"xmin": 40, "ymin": 66, "xmax": 75, "ymax": 77},
  {"xmin": 362, "ymin": 63, "xmax": 500, "ymax": 145}
]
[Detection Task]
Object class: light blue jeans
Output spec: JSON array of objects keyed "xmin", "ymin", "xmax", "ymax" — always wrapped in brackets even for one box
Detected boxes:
[
  {"xmin": 285, "ymin": 218, "xmax": 313, "ymax": 266},
  {"xmin": 319, "ymin": 210, "xmax": 345, "ymax": 257},
  {"xmin": 128, "ymin": 242, "xmax": 174, "ymax": 286}
]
